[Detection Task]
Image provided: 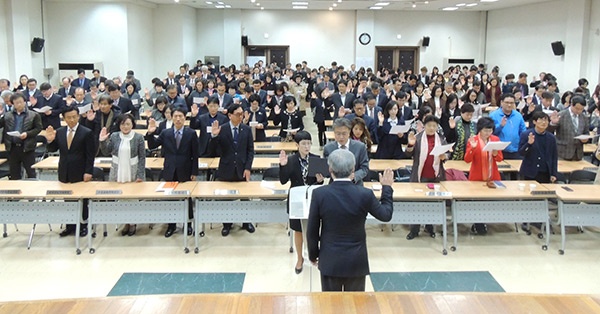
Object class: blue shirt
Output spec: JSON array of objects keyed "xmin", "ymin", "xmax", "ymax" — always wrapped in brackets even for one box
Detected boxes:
[{"xmin": 489, "ymin": 108, "xmax": 527, "ymax": 153}]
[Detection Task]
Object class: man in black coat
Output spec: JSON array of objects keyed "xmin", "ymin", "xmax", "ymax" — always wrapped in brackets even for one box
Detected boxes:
[
  {"xmin": 189, "ymin": 96, "xmax": 229, "ymax": 157},
  {"xmin": 307, "ymin": 149, "xmax": 394, "ymax": 291},
  {"xmin": 208, "ymin": 103, "xmax": 255, "ymax": 236},
  {"xmin": 44, "ymin": 106, "xmax": 95, "ymax": 237},
  {"xmin": 30, "ymin": 82, "xmax": 64, "ymax": 129},
  {"xmin": 146, "ymin": 108, "xmax": 198, "ymax": 238}
]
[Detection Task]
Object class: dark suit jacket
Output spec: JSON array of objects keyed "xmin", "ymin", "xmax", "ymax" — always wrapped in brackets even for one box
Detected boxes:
[
  {"xmin": 399, "ymin": 105, "xmax": 414, "ymax": 121},
  {"xmin": 253, "ymin": 89, "xmax": 267, "ymax": 104},
  {"xmin": 33, "ymin": 94, "xmax": 64, "ymax": 129},
  {"xmin": 216, "ymin": 93, "xmax": 234, "ymax": 111},
  {"xmin": 374, "ymin": 92, "xmax": 389, "ymax": 108},
  {"xmin": 113, "ymin": 97, "xmax": 136, "ymax": 115},
  {"xmin": 518, "ymin": 128, "xmax": 558, "ymax": 179},
  {"xmin": 23, "ymin": 89, "xmax": 42, "ymax": 99},
  {"xmin": 47, "ymin": 124, "xmax": 95, "ymax": 183},
  {"xmin": 547, "ymin": 109, "xmax": 589, "ymax": 160},
  {"xmin": 71, "ymin": 78, "xmax": 91, "ymax": 92},
  {"xmin": 310, "ymin": 98, "xmax": 335, "ymax": 123},
  {"xmin": 375, "ymin": 119, "xmax": 408, "ymax": 159},
  {"xmin": 58, "ymin": 86, "xmax": 75, "ymax": 98},
  {"xmin": 307, "ymin": 181, "xmax": 393, "ymax": 277},
  {"xmin": 323, "ymin": 139, "xmax": 369, "ymax": 185},
  {"xmin": 178, "ymin": 84, "xmax": 192, "ymax": 96},
  {"xmin": 208, "ymin": 122, "xmax": 254, "ymax": 181},
  {"xmin": 273, "ymin": 110, "xmax": 304, "ymax": 138},
  {"xmin": 331, "ymin": 92, "xmax": 356, "ymax": 112},
  {"xmin": 146, "ymin": 127, "xmax": 199, "ymax": 181},
  {"xmin": 190, "ymin": 112, "xmax": 229, "ymax": 157},
  {"xmin": 91, "ymin": 76, "xmax": 107, "ymax": 86},
  {"xmin": 279, "ymin": 152, "xmax": 320, "ymax": 188}
]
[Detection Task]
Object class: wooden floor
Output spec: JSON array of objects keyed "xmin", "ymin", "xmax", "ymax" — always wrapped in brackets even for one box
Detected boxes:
[{"xmin": 1, "ymin": 292, "xmax": 600, "ymax": 314}]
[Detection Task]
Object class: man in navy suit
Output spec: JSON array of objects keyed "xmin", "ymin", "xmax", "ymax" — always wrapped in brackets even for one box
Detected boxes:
[
  {"xmin": 323, "ymin": 118, "xmax": 370, "ymax": 185},
  {"xmin": 71, "ymin": 69, "xmax": 91, "ymax": 92},
  {"xmin": 23, "ymin": 78, "xmax": 42, "ymax": 100},
  {"xmin": 330, "ymin": 80, "xmax": 355, "ymax": 118},
  {"xmin": 58, "ymin": 77, "xmax": 75, "ymax": 99},
  {"xmin": 215, "ymin": 82, "xmax": 233, "ymax": 113},
  {"xmin": 190, "ymin": 96, "xmax": 229, "ymax": 157},
  {"xmin": 307, "ymin": 149, "xmax": 393, "ymax": 291},
  {"xmin": 395, "ymin": 91, "xmax": 415, "ymax": 121},
  {"xmin": 252, "ymin": 80, "xmax": 267, "ymax": 104},
  {"xmin": 44, "ymin": 106, "xmax": 95, "ymax": 237},
  {"xmin": 370, "ymin": 82, "xmax": 388, "ymax": 109},
  {"xmin": 364, "ymin": 93, "xmax": 383, "ymax": 122},
  {"xmin": 208, "ymin": 104, "xmax": 255, "ymax": 236},
  {"xmin": 30, "ymin": 82, "xmax": 64, "ymax": 129},
  {"xmin": 146, "ymin": 108, "xmax": 198, "ymax": 237},
  {"xmin": 165, "ymin": 84, "xmax": 188, "ymax": 113},
  {"xmin": 107, "ymin": 84, "xmax": 136, "ymax": 115}
]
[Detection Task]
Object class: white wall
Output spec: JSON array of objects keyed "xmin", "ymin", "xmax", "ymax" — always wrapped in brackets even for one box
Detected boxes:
[
  {"xmin": 0, "ymin": 0, "xmax": 10, "ymax": 80},
  {"xmin": 44, "ymin": 2, "xmax": 129, "ymax": 84},
  {"xmin": 373, "ymin": 11, "xmax": 485, "ymax": 69},
  {"xmin": 585, "ymin": 0, "xmax": 600, "ymax": 84},
  {"xmin": 486, "ymin": 0, "xmax": 595, "ymax": 90},
  {"xmin": 126, "ymin": 3, "xmax": 154, "ymax": 89},
  {"xmin": 197, "ymin": 9, "xmax": 224, "ymax": 63}
]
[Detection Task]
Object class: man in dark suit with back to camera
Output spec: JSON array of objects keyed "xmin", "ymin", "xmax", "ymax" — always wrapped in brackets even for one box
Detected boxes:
[
  {"xmin": 146, "ymin": 108, "xmax": 198, "ymax": 237},
  {"xmin": 208, "ymin": 103, "xmax": 255, "ymax": 236},
  {"xmin": 44, "ymin": 106, "xmax": 95, "ymax": 237},
  {"xmin": 323, "ymin": 118, "xmax": 370, "ymax": 185},
  {"xmin": 307, "ymin": 149, "xmax": 394, "ymax": 291}
]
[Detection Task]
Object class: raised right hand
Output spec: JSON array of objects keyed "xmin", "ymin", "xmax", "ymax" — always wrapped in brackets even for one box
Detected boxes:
[
  {"xmin": 211, "ymin": 120, "xmax": 221, "ymax": 136},
  {"xmin": 44, "ymin": 126, "xmax": 56, "ymax": 143},
  {"xmin": 528, "ymin": 132, "xmax": 535, "ymax": 144},
  {"xmin": 99, "ymin": 127, "xmax": 109, "ymax": 142},
  {"xmin": 377, "ymin": 111, "xmax": 384, "ymax": 125},
  {"xmin": 408, "ymin": 132, "xmax": 417, "ymax": 146},
  {"xmin": 337, "ymin": 106, "xmax": 346, "ymax": 118},
  {"xmin": 379, "ymin": 168, "xmax": 394, "ymax": 186},
  {"xmin": 191, "ymin": 104, "xmax": 199, "ymax": 117},
  {"xmin": 279, "ymin": 150, "xmax": 288, "ymax": 166},
  {"xmin": 469, "ymin": 135, "xmax": 477, "ymax": 147},
  {"xmin": 147, "ymin": 118, "xmax": 157, "ymax": 134}
]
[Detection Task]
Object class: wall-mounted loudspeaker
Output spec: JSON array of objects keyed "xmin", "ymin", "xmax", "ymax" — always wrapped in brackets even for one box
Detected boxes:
[
  {"xmin": 551, "ymin": 41, "xmax": 565, "ymax": 56},
  {"xmin": 241, "ymin": 35, "xmax": 248, "ymax": 47},
  {"xmin": 31, "ymin": 37, "xmax": 45, "ymax": 53},
  {"xmin": 422, "ymin": 36, "xmax": 430, "ymax": 47}
]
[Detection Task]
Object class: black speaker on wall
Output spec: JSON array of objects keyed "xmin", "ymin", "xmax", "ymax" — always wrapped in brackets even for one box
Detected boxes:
[
  {"xmin": 241, "ymin": 35, "xmax": 248, "ymax": 47},
  {"xmin": 551, "ymin": 41, "xmax": 565, "ymax": 56},
  {"xmin": 422, "ymin": 36, "xmax": 430, "ymax": 47},
  {"xmin": 31, "ymin": 37, "xmax": 45, "ymax": 53}
]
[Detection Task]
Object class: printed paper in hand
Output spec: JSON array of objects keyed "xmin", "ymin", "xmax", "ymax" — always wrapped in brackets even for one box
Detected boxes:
[
  {"xmin": 429, "ymin": 143, "xmax": 455, "ymax": 156},
  {"xmin": 284, "ymin": 128, "xmax": 300, "ymax": 133},
  {"xmin": 33, "ymin": 106, "xmax": 52, "ymax": 113},
  {"xmin": 77, "ymin": 103, "xmax": 91, "ymax": 115},
  {"xmin": 249, "ymin": 121, "xmax": 259, "ymax": 127},
  {"xmin": 6, "ymin": 131, "xmax": 21, "ymax": 137},
  {"xmin": 388, "ymin": 124, "xmax": 411, "ymax": 134},
  {"xmin": 482, "ymin": 141, "xmax": 510, "ymax": 152},
  {"xmin": 574, "ymin": 134, "xmax": 599, "ymax": 140},
  {"xmin": 193, "ymin": 97, "xmax": 202, "ymax": 104},
  {"xmin": 132, "ymin": 99, "xmax": 139, "ymax": 105},
  {"xmin": 516, "ymin": 101, "xmax": 526, "ymax": 110}
]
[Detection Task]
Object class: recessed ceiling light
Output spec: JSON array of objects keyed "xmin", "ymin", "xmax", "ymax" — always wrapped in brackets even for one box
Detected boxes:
[
  {"xmin": 466, "ymin": 3, "xmax": 477, "ymax": 6},
  {"xmin": 480, "ymin": 0, "xmax": 498, "ymax": 2},
  {"xmin": 174, "ymin": 0, "xmax": 179, "ymax": 2},
  {"xmin": 217, "ymin": 1, "xmax": 224, "ymax": 4},
  {"xmin": 374, "ymin": 2, "xmax": 389, "ymax": 6},
  {"xmin": 261, "ymin": 6, "xmax": 264, "ymax": 9},
  {"xmin": 292, "ymin": 1, "xmax": 308, "ymax": 5},
  {"xmin": 333, "ymin": 3, "xmax": 337, "ymax": 7},
  {"xmin": 442, "ymin": 6, "xmax": 458, "ymax": 10},
  {"xmin": 206, "ymin": 1, "xmax": 213, "ymax": 3},
  {"xmin": 369, "ymin": 6, "xmax": 382, "ymax": 9},
  {"xmin": 251, "ymin": 0, "xmax": 255, "ymax": 2},
  {"xmin": 338, "ymin": 0, "xmax": 342, "ymax": 2},
  {"xmin": 329, "ymin": 7, "xmax": 333, "ymax": 10},
  {"xmin": 412, "ymin": 3, "xmax": 416, "ymax": 8},
  {"xmin": 424, "ymin": 1, "xmax": 429, "ymax": 3},
  {"xmin": 456, "ymin": 3, "xmax": 466, "ymax": 6},
  {"xmin": 225, "ymin": 4, "xmax": 231, "ymax": 7},
  {"xmin": 256, "ymin": 2, "xmax": 260, "ymax": 5},
  {"xmin": 292, "ymin": 5, "xmax": 307, "ymax": 9},
  {"xmin": 215, "ymin": 5, "xmax": 225, "ymax": 8}
]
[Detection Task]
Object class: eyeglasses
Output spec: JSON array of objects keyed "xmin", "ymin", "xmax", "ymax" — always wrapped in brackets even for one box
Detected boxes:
[{"xmin": 232, "ymin": 112, "xmax": 244, "ymax": 117}]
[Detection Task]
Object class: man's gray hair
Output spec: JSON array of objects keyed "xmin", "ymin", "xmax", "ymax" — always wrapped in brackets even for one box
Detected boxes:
[
  {"xmin": 0, "ymin": 90, "xmax": 13, "ymax": 98},
  {"xmin": 332, "ymin": 118, "xmax": 352, "ymax": 131},
  {"xmin": 327, "ymin": 149, "xmax": 355, "ymax": 179}
]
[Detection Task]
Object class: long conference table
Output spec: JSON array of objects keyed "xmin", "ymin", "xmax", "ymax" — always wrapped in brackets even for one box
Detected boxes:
[{"xmin": 4, "ymin": 179, "xmax": 600, "ymax": 255}]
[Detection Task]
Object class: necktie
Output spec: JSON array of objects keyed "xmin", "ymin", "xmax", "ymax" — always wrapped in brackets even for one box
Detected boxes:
[
  {"xmin": 300, "ymin": 157, "xmax": 309, "ymax": 184},
  {"xmin": 572, "ymin": 115, "xmax": 579, "ymax": 132},
  {"xmin": 340, "ymin": 145, "xmax": 347, "ymax": 150},
  {"xmin": 67, "ymin": 129, "xmax": 74, "ymax": 149},
  {"xmin": 233, "ymin": 127, "xmax": 239, "ymax": 144},
  {"xmin": 175, "ymin": 130, "xmax": 181, "ymax": 149},
  {"xmin": 80, "ymin": 79, "xmax": 84, "ymax": 87},
  {"xmin": 251, "ymin": 111, "xmax": 257, "ymax": 141}
]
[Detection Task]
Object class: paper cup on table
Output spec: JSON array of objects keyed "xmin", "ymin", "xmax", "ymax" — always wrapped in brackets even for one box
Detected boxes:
[
  {"xmin": 518, "ymin": 183, "xmax": 526, "ymax": 191},
  {"xmin": 434, "ymin": 184, "xmax": 441, "ymax": 192},
  {"xmin": 529, "ymin": 184, "xmax": 537, "ymax": 191}
]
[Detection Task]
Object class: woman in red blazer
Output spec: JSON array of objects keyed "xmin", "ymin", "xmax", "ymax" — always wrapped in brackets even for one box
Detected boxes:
[{"xmin": 464, "ymin": 117, "xmax": 504, "ymax": 235}]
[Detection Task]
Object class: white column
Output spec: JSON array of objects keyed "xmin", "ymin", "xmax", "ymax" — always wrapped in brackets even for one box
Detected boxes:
[
  {"xmin": 355, "ymin": 10, "xmax": 374, "ymax": 69},
  {"xmin": 223, "ymin": 9, "xmax": 242, "ymax": 67}
]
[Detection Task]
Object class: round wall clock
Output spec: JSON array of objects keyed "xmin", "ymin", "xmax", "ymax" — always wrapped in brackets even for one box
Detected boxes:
[{"xmin": 359, "ymin": 33, "xmax": 371, "ymax": 45}]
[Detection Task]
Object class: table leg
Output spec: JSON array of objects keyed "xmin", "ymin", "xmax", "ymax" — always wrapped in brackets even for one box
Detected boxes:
[
  {"xmin": 194, "ymin": 199, "xmax": 199, "ymax": 254},
  {"xmin": 86, "ymin": 200, "xmax": 93, "ymax": 254},
  {"xmin": 442, "ymin": 203, "xmax": 448, "ymax": 255},
  {"xmin": 559, "ymin": 200, "xmax": 566, "ymax": 255},
  {"xmin": 451, "ymin": 200, "xmax": 457, "ymax": 252},
  {"xmin": 183, "ymin": 200, "xmax": 189, "ymax": 254}
]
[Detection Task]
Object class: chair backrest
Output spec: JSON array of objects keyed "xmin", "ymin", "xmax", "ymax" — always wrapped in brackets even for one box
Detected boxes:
[
  {"xmin": 262, "ymin": 167, "xmax": 280, "ymax": 181},
  {"xmin": 92, "ymin": 167, "xmax": 106, "ymax": 181},
  {"xmin": 569, "ymin": 170, "xmax": 596, "ymax": 184},
  {"xmin": 445, "ymin": 168, "xmax": 468, "ymax": 181}
]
